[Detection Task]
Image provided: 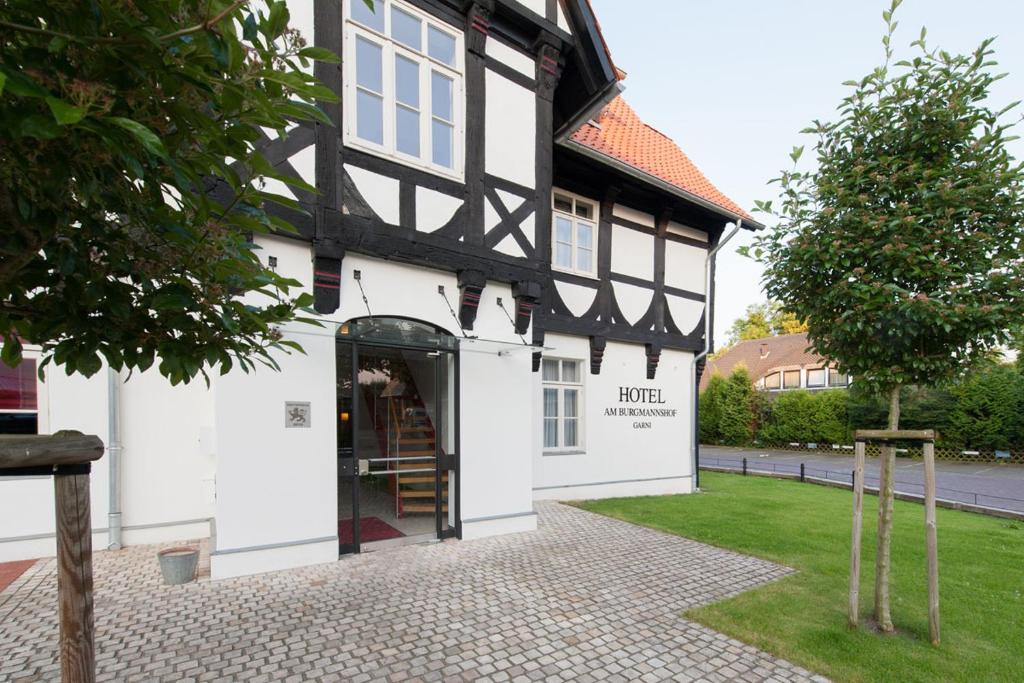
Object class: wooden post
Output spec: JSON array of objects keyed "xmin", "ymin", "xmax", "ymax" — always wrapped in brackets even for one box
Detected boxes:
[
  {"xmin": 874, "ymin": 444, "xmax": 895, "ymax": 632},
  {"xmin": 55, "ymin": 472, "xmax": 96, "ymax": 683},
  {"xmin": 923, "ymin": 441, "xmax": 940, "ymax": 645},
  {"xmin": 0, "ymin": 433, "xmax": 103, "ymax": 683},
  {"xmin": 849, "ymin": 441, "xmax": 866, "ymax": 628}
]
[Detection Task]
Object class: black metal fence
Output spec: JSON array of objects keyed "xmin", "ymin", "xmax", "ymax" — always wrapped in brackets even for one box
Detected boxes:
[{"xmin": 701, "ymin": 455, "xmax": 1024, "ymax": 514}]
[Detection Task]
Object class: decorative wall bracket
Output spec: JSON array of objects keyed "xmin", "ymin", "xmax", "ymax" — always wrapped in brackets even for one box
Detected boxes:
[
  {"xmin": 312, "ymin": 240, "xmax": 345, "ymax": 314},
  {"xmin": 589, "ymin": 336, "xmax": 607, "ymax": 375},
  {"xmin": 512, "ymin": 280, "xmax": 542, "ymax": 335},
  {"xmin": 467, "ymin": 2, "xmax": 492, "ymax": 55},
  {"xmin": 458, "ymin": 269, "xmax": 487, "ymax": 330},
  {"xmin": 532, "ymin": 329, "xmax": 545, "ymax": 372},
  {"xmin": 645, "ymin": 342, "xmax": 662, "ymax": 380}
]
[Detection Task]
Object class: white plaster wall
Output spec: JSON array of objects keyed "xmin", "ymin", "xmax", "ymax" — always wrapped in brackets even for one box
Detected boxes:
[
  {"xmin": 554, "ymin": 281, "xmax": 598, "ymax": 317},
  {"xmin": 612, "ymin": 282, "xmax": 654, "ymax": 326},
  {"xmin": 345, "ymin": 165, "xmax": 401, "ymax": 226},
  {"xmin": 610, "ymin": 226, "xmax": 654, "ymax": 281},
  {"xmin": 485, "ymin": 70, "xmax": 536, "ymax": 190},
  {"xmin": 668, "ymin": 220, "xmax": 708, "ymax": 243},
  {"xmin": 612, "ymin": 204, "xmax": 654, "ymax": 228},
  {"xmin": 556, "ymin": 0, "xmax": 571, "ymax": 33},
  {"xmin": 665, "ymin": 240, "xmax": 707, "ymax": 294},
  {"xmin": 486, "ymin": 39, "xmax": 534, "ymax": 78},
  {"xmin": 533, "ymin": 335, "xmax": 694, "ymax": 500}
]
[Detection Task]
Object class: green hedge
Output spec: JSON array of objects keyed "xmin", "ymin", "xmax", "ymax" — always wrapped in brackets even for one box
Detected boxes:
[{"xmin": 700, "ymin": 362, "xmax": 1024, "ymax": 450}]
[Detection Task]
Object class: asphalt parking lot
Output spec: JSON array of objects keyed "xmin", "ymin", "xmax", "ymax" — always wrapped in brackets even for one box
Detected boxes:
[{"xmin": 701, "ymin": 445, "xmax": 1024, "ymax": 513}]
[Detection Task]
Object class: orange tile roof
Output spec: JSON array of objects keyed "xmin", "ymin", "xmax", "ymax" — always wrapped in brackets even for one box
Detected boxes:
[{"xmin": 570, "ymin": 96, "xmax": 754, "ymax": 223}]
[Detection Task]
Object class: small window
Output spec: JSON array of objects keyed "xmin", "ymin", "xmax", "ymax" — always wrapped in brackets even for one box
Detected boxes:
[
  {"xmin": 552, "ymin": 191, "xmax": 598, "ymax": 277},
  {"xmin": 783, "ymin": 370, "xmax": 801, "ymax": 389},
  {"xmin": 828, "ymin": 369, "xmax": 850, "ymax": 387},
  {"xmin": 806, "ymin": 368, "xmax": 826, "ymax": 388},
  {"xmin": 763, "ymin": 372, "xmax": 781, "ymax": 390},
  {"xmin": 345, "ymin": 0, "xmax": 463, "ymax": 178},
  {"xmin": 0, "ymin": 359, "xmax": 39, "ymax": 435},
  {"xmin": 542, "ymin": 359, "xmax": 584, "ymax": 452}
]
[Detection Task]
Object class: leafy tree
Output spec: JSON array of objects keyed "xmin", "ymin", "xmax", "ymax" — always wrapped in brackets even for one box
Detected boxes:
[
  {"xmin": 699, "ymin": 374, "xmax": 727, "ymax": 444},
  {"xmin": 744, "ymin": 1, "xmax": 1024, "ymax": 631},
  {"xmin": 724, "ymin": 300, "xmax": 809, "ymax": 346},
  {"xmin": 0, "ymin": 1, "xmax": 354, "ymax": 383}
]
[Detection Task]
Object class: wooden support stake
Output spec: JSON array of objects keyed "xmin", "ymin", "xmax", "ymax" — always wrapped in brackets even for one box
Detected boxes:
[
  {"xmin": 849, "ymin": 441, "xmax": 866, "ymax": 628},
  {"xmin": 923, "ymin": 441, "xmax": 940, "ymax": 645},
  {"xmin": 874, "ymin": 444, "xmax": 895, "ymax": 632},
  {"xmin": 55, "ymin": 472, "xmax": 95, "ymax": 683}
]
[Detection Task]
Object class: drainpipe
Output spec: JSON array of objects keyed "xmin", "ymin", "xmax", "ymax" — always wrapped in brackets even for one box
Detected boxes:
[
  {"xmin": 691, "ymin": 220, "xmax": 743, "ymax": 491},
  {"xmin": 107, "ymin": 367, "xmax": 123, "ymax": 550}
]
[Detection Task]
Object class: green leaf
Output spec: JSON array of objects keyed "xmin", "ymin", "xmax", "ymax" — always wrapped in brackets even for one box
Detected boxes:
[
  {"xmin": 46, "ymin": 97, "xmax": 87, "ymax": 125},
  {"xmin": 1, "ymin": 69, "xmax": 49, "ymax": 98},
  {"xmin": 0, "ymin": 71, "xmax": 6, "ymax": 97},
  {"xmin": 267, "ymin": 1, "xmax": 290, "ymax": 38},
  {"xmin": 110, "ymin": 117, "xmax": 168, "ymax": 158},
  {"xmin": 298, "ymin": 47, "xmax": 341, "ymax": 63}
]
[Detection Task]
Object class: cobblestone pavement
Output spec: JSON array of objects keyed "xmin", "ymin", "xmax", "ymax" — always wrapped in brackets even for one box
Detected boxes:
[{"xmin": 0, "ymin": 502, "xmax": 826, "ymax": 682}]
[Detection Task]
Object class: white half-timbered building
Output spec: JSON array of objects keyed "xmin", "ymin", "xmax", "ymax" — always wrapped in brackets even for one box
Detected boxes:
[{"xmin": 0, "ymin": 0, "xmax": 761, "ymax": 578}]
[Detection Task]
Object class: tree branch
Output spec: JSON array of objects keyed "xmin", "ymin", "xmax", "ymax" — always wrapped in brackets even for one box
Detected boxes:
[{"xmin": 159, "ymin": 1, "xmax": 247, "ymax": 41}]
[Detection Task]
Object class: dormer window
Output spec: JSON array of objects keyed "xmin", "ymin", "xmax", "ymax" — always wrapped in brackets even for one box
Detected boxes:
[
  {"xmin": 552, "ymin": 190, "xmax": 598, "ymax": 278},
  {"xmin": 344, "ymin": 0, "xmax": 464, "ymax": 179}
]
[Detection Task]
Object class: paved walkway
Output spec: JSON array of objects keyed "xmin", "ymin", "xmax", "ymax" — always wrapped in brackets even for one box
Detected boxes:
[
  {"xmin": 0, "ymin": 502, "xmax": 824, "ymax": 683},
  {"xmin": 702, "ymin": 445, "xmax": 1024, "ymax": 512}
]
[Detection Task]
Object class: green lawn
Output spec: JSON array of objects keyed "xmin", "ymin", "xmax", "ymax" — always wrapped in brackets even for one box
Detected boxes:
[{"xmin": 578, "ymin": 471, "xmax": 1024, "ymax": 683}]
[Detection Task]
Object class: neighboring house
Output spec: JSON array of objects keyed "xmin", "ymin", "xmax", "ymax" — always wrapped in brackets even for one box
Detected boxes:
[
  {"xmin": 0, "ymin": 0, "xmax": 760, "ymax": 578},
  {"xmin": 701, "ymin": 333, "xmax": 852, "ymax": 392}
]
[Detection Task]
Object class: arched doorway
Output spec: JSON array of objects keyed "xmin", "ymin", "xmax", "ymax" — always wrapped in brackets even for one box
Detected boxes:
[{"xmin": 336, "ymin": 317, "xmax": 459, "ymax": 554}]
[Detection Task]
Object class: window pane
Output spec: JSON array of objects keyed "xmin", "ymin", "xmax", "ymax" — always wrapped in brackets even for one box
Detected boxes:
[
  {"xmin": 564, "ymin": 418, "xmax": 578, "ymax": 447},
  {"xmin": 351, "ymin": 0, "xmax": 384, "ymax": 32},
  {"xmin": 544, "ymin": 419, "xmax": 558, "ymax": 448},
  {"xmin": 395, "ymin": 55, "xmax": 419, "ymax": 107},
  {"xmin": 431, "ymin": 71, "xmax": 453, "ymax": 120},
  {"xmin": 575, "ymin": 202, "xmax": 593, "ymax": 220},
  {"xmin": 554, "ymin": 194, "xmax": 573, "ymax": 213},
  {"xmin": 0, "ymin": 413, "xmax": 38, "ymax": 435},
  {"xmin": 577, "ymin": 222, "xmax": 593, "ymax": 249},
  {"xmin": 555, "ymin": 243, "xmax": 572, "ymax": 268},
  {"xmin": 0, "ymin": 359, "xmax": 36, "ymax": 410},
  {"xmin": 829, "ymin": 371, "xmax": 849, "ymax": 387},
  {"xmin": 396, "ymin": 106, "xmax": 420, "ymax": 156},
  {"xmin": 783, "ymin": 370, "xmax": 801, "ymax": 388},
  {"xmin": 356, "ymin": 91, "xmax": 384, "ymax": 144},
  {"xmin": 764, "ymin": 373, "xmax": 780, "ymax": 389},
  {"xmin": 542, "ymin": 359, "xmax": 559, "ymax": 381},
  {"xmin": 428, "ymin": 26, "xmax": 456, "ymax": 66},
  {"xmin": 564, "ymin": 389, "xmax": 579, "ymax": 417},
  {"xmin": 391, "ymin": 7, "xmax": 422, "ymax": 51},
  {"xmin": 543, "ymin": 387, "xmax": 558, "ymax": 417},
  {"xmin": 577, "ymin": 247, "xmax": 593, "ymax": 274},
  {"xmin": 555, "ymin": 216, "xmax": 573, "ymax": 244},
  {"xmin": 807, "ymin": 368, "xmax": 826, "ymax": 387},
  {"xmin": 562, "ymin": 361, "xmax": 579, "ymax": 384},
  {"xmin": 431, "ymin": 120, "xmax": 453, "ymax": 168},
  {"xmin": 355, "ymin": 37, "xmax": 383, "ymax": 92}
]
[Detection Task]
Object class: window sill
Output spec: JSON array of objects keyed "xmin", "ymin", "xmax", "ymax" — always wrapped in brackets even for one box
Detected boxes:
[
  {"xmin": 343, "ymin": 136, "xmax": 465, "ymax": 184},
  {"xmin": 543, "ymin": 449, "xmax": 586, "ymax": 457},
  {"xmin": 551, "ymin": 266, "xmax": 599, "ymax": 281}
]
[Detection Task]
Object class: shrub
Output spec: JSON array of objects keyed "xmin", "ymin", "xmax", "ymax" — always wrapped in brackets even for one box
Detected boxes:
[
  {"xmin": 699, "ymin": 374, "xmax": 727, "ymax": 444},
  {"xmin": 718, "ymin": 366, "xmax": 756, "ymax": 445},
  {"xmin": 759, "ymin": 390, "xmax": 849, "ymax": 445},
  {"xmin": 945, "ymin": 364, "xmax": 1024, "ymax": 450}
]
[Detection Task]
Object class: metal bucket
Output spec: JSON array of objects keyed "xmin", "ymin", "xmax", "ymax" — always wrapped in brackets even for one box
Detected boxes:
[{"xmin": 157, "ymin": 547, "xmax": 199, "ymax": 585}]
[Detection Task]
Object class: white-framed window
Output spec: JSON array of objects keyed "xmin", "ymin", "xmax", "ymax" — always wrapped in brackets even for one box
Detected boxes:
[
  {"xmin": 806, "ymin": 368, "xmax": 826, "ymax": 388},
  {"xmin": 763, "ymin": 372, "xmax": 781, "ymax": 390},
  {"xmin": 783, "ymin": 370, "xmax": 801, "ymax": 389},
  {"xmin": 552, "ymin": 190, "xmax": 598, "ymax": 278},
  {"xmin": 828, "ymin": 368, "xmax": 851, "ymax": 387},
  {"xmin": 343, "ymin": 0, "xmax": 464, "ymax": 179},
  {"xmin": 542, "ymin": 358, "xmax": 584, "ymax": 452},
  {"xmin": 0, "ymin": 357, "xmax": 39, "ymax": 434}
]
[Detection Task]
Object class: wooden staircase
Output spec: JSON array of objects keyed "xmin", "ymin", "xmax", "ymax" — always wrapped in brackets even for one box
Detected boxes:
[{"xmin": 392, "ymin": 401, "xmax": 448, "ymax": 517}]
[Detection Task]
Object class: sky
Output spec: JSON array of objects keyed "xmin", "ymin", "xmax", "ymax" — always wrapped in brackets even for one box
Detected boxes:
[{"xmin": 588, "ymin": 0, "xmax": 1024, "ymax": 345}]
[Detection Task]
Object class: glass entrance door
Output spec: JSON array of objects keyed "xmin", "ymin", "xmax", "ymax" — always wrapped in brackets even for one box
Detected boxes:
[{"xmin": 337, "ymin": 319, "xmax": 457, "ymax": 554}]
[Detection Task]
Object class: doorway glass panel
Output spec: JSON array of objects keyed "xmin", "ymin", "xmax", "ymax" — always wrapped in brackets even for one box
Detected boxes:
[{"xmin": 337, "ymin": 331, "xmax": 456, "ymax": 554}]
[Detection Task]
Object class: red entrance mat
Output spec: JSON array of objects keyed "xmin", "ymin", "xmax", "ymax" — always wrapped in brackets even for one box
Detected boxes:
[
  {"xmin": 339, "ymin": 517, "xmax": 405, "ymax": 544},
  {"xmin": 0, "ymin": 559, "xmax": 36, "ymax": 593}
]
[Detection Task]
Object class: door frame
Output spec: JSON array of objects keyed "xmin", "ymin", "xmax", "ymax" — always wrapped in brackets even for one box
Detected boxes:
[{"xmin": 337, "ymin": 324, "xmax": 461, "ymax": 554}]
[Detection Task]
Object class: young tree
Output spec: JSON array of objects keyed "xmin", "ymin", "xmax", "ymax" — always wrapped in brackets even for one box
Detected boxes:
[
  {"xmin": 745, "ymin": 1, "xmax": 1024, "ymax": 631},
  {"xmin": 0, "ymin": 1, "xmax": 355, "ymax": 384}
]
